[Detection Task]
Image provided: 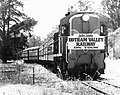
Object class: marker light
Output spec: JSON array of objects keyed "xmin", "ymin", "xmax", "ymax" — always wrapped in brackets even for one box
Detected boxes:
[{"xmin": 82, "ymin": 14, "xmax": 90, "ymax": 21}]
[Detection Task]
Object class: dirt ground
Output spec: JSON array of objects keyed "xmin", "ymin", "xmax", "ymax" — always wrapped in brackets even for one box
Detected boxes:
[{"xmin": 0, "ymin": 58, "xmax": 120, "ymax": 95}]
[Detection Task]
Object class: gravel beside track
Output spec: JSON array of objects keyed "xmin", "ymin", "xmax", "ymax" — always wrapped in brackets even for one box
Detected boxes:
[{"xmin": 81, "ymin": 80, "xmax": 120, "ymax": 95}]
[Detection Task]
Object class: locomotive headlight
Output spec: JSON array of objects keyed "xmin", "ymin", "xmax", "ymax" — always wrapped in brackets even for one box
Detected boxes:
[{"xmin": 82, "ymin": 14, "xmax": 90, "ymax": 21}]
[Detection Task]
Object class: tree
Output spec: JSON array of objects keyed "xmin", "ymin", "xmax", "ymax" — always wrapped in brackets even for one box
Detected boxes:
[
  {"xmin": 67, "ymin": 0, "xmax": 111, "ymax": 20},
  {"xmin": 101, "ymin": 0, "xmax": 120, "ymax": 30},
  {"xmin": 28, "ymin": 35, "xmax": 43, "ymax": 47},
  {"xmin": 0, "ymin": 0, "xmax": 37, "ymax": 62},
  {"xmin": 68, "ymin": 0, "xmax": 95, "ymax": 13},
  {"xmin": 43, "ymin": 25, "xmax": 59, "ymax": 43}
]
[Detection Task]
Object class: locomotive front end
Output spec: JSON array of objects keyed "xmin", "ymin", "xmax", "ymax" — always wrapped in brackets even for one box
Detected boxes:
[{"xmin": 65, "ymin": 13, "xmax": 108, "ymax": 79}]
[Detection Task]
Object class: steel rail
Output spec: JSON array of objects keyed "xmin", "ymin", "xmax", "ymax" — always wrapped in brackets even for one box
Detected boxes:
[
  {"xmin": 81, "ymin": 82, "xmax": 109, "ymax": 95},
  {"xmin": 98, "ymin": 79, "xmax": 120, "ymax": 89}
]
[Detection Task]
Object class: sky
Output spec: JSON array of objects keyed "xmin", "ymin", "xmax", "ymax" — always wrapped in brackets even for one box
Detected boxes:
[{"xmin": 23, "ymin": 0, "xmax": 102, "ymax": 40}]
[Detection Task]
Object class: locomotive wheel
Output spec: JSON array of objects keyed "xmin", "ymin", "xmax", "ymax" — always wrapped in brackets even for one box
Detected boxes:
[
  {"xmin": 93, "ymin": 70, "xmax": 101, "ymax": 80},
  {"xmin": 54, "ymin": 57, "xmax": 63, "ymax": 79},
  {"xmin": 56, "ymin": 66, "xmax": 63, "ymax": 79}
]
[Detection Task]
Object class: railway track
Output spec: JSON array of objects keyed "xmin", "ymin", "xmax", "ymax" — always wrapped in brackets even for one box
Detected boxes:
[
  {"xmin": 81, "ymin": 81, "xmax": 109, "ymax": 95},
  {"xmin": 98, "ymin": 79, "xmax": 120, "ymax": 89},
  {"xmin": 81, "ymin": 80, "xmax": 120, "ymax": 95}
]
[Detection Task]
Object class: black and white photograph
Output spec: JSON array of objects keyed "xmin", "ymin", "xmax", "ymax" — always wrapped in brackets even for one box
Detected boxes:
[{"xmin": 0, "ymin": 0, "xmax": 120, "ymax": 95}]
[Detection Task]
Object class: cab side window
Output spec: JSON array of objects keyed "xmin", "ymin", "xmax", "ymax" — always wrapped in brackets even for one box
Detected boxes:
[{"xmin": 61, "ymin": 24, "xmax": 69, "ymax": 36}]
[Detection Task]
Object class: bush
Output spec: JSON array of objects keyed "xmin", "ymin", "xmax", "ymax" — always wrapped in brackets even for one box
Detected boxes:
[{"xmin": 108, "ymin": 28, "xmax": 120, "ymax": 59}]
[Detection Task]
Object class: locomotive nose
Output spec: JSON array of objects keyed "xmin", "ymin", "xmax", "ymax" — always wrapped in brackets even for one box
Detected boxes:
[
  {"xmin": 67, "ymin": 51, "xmax": 76, "ymax": 69},
  {"xmin": 67, "ymin": 50, "xmax": 92, "ymax": 69}
]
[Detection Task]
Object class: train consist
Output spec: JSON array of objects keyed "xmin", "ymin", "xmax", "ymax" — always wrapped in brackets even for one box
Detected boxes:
[{"xmin": 22, "ymin": 12, "xmax": 110, "ymax": 80}]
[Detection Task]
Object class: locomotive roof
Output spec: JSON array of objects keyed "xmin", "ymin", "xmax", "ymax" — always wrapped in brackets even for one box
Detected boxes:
[
  {"xmin": 60, "ymin": 12, "xmax": 110, "ymax": 26},
  {"xmin": 60, "ymin": 12, "xmax": 94, "ymax": 25}
]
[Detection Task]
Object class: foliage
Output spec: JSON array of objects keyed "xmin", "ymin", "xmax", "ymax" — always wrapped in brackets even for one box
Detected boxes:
[
  {"xmin": 44, "ymin": 25, "xmax": 58, "ymax": 42},
  {"xmin": 28, "ymin": 35, "xmax": 43, "ymax": 47},
  {"xmin": 0, "ymin": 0, "xmax": 37, "ymax": 62},
  {"xmin": 68, "ymin": 0, "xmax": 95, "ymax": 13},
  {"xmin": 101, "ymin": 0, "xmax": 120, "ymax": 30},
  {"xmin": 108, "ymin": 33, "xmax": 115, "ymax": 48},
  {"xmin": 108, "ymin": 28, "xmax": 120, "ymax": 59}
]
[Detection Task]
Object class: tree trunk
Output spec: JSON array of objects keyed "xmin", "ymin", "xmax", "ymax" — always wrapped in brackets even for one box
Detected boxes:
[{"xmin": 1, "ymin": 49, "xmax": 7, "ymax": 63}]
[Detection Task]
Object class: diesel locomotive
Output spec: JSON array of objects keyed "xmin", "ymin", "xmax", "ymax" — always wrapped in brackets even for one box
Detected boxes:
[{"xmin": 22, "ymin": 12, "xmax": 110, "ymax": 80}]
